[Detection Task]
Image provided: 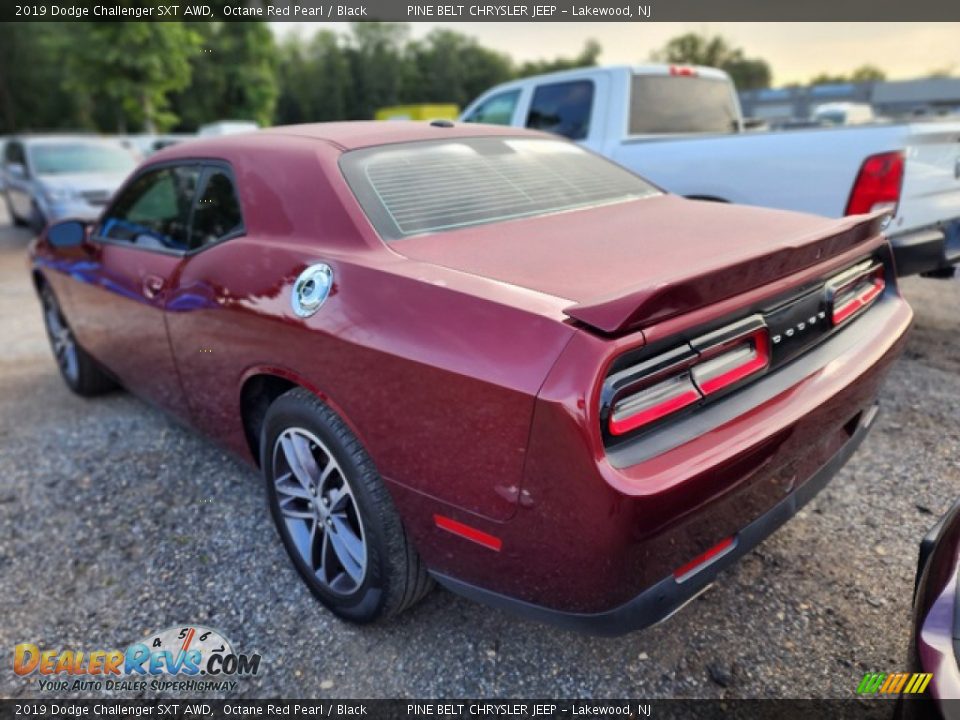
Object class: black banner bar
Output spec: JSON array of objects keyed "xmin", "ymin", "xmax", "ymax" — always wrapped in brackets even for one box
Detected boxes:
[
  {"xmin": 2, "ymin": 0, "xmax": 960, "ymax": 22},
  {"xmin": 0, "ymin": 699, "xmax": 948, "ymax": 720}
]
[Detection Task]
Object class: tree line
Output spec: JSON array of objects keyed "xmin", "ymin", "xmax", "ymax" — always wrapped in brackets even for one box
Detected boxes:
[
  {"xmin": 0, "ymin": 21, "xmax": 602, "ymax": 134},
  {"xmin": 0, "ymin": 22, "xmax": 922, "ymax": 136}
]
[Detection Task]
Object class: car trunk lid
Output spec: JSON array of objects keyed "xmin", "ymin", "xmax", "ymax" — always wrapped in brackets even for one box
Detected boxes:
[{"xmin": 392, "ymin": 194, "xmax": 888, "ymax": 334}]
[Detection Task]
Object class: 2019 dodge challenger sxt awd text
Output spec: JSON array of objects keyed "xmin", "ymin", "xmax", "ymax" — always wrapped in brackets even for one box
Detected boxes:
[{"xmin": 29, "ymin": 122, "xmax": 913, "ymax": 633}]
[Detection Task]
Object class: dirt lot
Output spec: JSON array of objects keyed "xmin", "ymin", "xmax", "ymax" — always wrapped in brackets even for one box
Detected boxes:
[{"xmin": 0, "ymin": 205, "xmax": 957, "ymax": 699}]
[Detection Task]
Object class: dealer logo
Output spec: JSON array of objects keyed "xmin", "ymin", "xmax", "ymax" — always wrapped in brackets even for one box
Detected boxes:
[{"xmin": 14, "ymin": 625, "xmax": 261, "ymax": 693}]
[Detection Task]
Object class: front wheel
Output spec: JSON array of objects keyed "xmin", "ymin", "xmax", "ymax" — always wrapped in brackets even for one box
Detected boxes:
[
  {"xmin": 261, "ymin": 388, "xmax": 432, "ymax": 623},
  {"xmin": 4, "ymin": 191, "xmax": 26, "ymax": 227},
  {"xmin": 40, "ymin": 284, "xmax": 117, "ymax": 396}
]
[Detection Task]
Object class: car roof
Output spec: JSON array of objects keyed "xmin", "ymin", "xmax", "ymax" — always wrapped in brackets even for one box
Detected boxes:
[{"xmin": 156, "ymin": 121, "xmax": 555, "ymax": 157}]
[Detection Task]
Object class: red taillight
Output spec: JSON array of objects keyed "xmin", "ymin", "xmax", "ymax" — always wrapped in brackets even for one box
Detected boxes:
[
  {"xmin": 609, "ymin": 373, "xmax": 700, "ymax": 436},
  {"xmin": 827, "ymin": 261, "xmax": 885, "ymax": 326},
  {"xmin": 607, "ymin": 316, "xmax": 769, "ymax": 436},
  {"xmin": 691, "ymin": 328, "xmax": 770, "ymax": 396},
  {"xmin": 845, "ymin": 151, "xmax": 904, "ymax": 216},
  {"xmin": 673, "ymin": 536, "xmax": 736, "ymax": 581},
  {"xmin": 669, "ymin": 65, "xmax": 698, "ymax": 77}
]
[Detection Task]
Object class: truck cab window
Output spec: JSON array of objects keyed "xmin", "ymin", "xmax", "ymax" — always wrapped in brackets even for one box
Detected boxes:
[
  {"xmin": 463, "ymin": 90, "xmax": 521, "ymax": 125},
  {"xmin": 526, "ymin": 81, "xmax": 594, "ymax": 140}
]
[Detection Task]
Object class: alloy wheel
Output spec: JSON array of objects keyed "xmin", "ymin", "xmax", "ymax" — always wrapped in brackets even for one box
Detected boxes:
[
  {"xmin": 42, "ymin": 292, "xmax": 79, "ymax": 384},
  {"xmin": 272, "ymin": 427, "xmax": 368, "ymax": 595}
]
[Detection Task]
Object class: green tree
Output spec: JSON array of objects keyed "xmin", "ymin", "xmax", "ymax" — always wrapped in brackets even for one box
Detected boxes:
[
  {"xmin": 406, "ymin": 29, "xmax": 513, "ymax": 107},
  {"xmin": 850, "ymin": 65, "xmax": 887, "ymax": 82},
  {"xmin": 811, "ymin": 65, "xmax": 887, "ymax": 85},
  {"xmin": 343, "ymin": 22, "xmax": 411, "ymax": 119},
  {"xmin": 172, "ymin": 22, "xmax": 278, "ymax": 130},
  {"xmin": 276, "ymin": 30, "xmax": 351, "ymax": 124},
  {"xmin": 651, "ymin": 32, "xmax": 771, "ymax": 90},
  {"xmin": 0, "ymin": 23, "xmax": 87, "ymax": 133},
  {"xmin": 516, "ymin": 39, "xmax": 602, "ymax": 78},
  {"xmin": 62, "ymin": 23, "xmax": 201, "ymax": 132}
]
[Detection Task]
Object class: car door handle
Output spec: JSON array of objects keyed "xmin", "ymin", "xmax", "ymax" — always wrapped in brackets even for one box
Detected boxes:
[{"xmin": 142, "ymin": 274, "xmax": 165, "ymax": 299}]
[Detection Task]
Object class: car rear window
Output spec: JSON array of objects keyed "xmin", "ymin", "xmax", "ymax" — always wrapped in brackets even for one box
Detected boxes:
[
  {"xmin": 340, "ymin": 137, "xmax": 659, "ymax": 240},
  {"xmin": 629, "ymin": 75, "xmax": 740, "ymax": 135}
]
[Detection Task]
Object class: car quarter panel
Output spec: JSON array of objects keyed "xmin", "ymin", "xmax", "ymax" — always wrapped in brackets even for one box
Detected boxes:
[{"xmin": 162, "ymin": 140, "xmax": 577, "ymax": 523}]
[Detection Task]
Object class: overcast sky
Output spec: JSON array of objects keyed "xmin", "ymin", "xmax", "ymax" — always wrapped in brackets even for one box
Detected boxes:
[{"xmin": 270, "ymin": 22, "xmax": 959, "ymax": 86}]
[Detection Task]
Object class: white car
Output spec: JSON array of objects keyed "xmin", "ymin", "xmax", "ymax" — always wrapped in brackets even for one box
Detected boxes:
[
  {"xmin": 812, "ymin": 102, "xmax": 876, "ymax": 126},
  {"xmin": 462, "ymin": 65, "xmax": 960, "ymax": 277},
  {"xmin": 2, "ymin": 135, "xmax": 139, "ymax": 231},
  {"xmin": 197, "ymin": 121, "xmax": 259, "ymax": 137}
]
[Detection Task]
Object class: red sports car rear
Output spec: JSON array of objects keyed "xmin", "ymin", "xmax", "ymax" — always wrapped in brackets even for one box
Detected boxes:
[{"xmin": 29, "ymin": 123, "xmax": 912, "ymax": 631}]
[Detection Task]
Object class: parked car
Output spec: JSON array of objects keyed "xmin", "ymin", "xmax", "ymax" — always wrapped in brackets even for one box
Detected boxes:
[
  {"xmin": 0, "ymin": 137, "xmax": 7, "ymax": 193},
  {"xmin": 122, "ymin": 133, "xmax": 194, "ymax": 157},
  {"xmin": 812, "ymin": 102, "xmax": 877, "ymax": 126},
  {"xmin": 898, "ymin": 498, "xmax": 960, "ymax": 717},
  {"xmin": 198, "ymin": 120, "xmax": 259, "ymax": 137},
  {"xmin": 3, "ymin": 135, "xmax": 139, "ymax": 231},
  {"xmin": 461, "ymin": 64, "xmax": 960, "ymax": 278},
  {"xmin": 29, "ymin": 122, "xmax": 913, "ymax": 631}
]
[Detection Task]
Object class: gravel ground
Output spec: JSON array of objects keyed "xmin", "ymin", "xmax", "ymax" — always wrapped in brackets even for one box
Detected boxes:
[{"xmin": 0, "ymin": 205, "xmax": 957, "ymax": 700}]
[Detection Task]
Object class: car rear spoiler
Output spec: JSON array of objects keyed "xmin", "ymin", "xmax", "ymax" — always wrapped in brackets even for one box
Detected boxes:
[{"xmin": 563, "ymin": 210, "xmax": 891, "ymax": 335}]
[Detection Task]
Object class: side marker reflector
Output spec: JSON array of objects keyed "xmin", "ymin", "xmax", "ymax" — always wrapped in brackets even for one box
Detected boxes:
[
  {"xmin": 673, "ymin": 536, "xmax": 736, "ymax": 582},
  {"xmin": 434, "ymin": 514, "xmax": 503, "ymax": 552}
]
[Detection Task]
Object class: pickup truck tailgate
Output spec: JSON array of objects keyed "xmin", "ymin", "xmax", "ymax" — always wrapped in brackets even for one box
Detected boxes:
[{"xmin": 894, "ymin": 122, "xmax": 960, "ymax": 236}]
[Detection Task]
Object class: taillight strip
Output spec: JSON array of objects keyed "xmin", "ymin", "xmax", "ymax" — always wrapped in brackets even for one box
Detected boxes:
[
  {"xmin": 609, "ymin": 374, "xmax": 700, "ymax": 436},
  {"xmin": 827, "ymin": 261, "xmax": 885, "ymax": 326},
  {"xmin": 692, "ymin": 326, "xmax": 770, "ymax": 396},
  {"xmin": 604, "ymin": 315, "xmax": 770, "ymax": 437}
]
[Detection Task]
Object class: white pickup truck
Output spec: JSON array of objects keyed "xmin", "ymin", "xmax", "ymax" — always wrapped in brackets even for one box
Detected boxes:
[{"xmin": 460, "ymin": 64, "xmax": 960, "ymax": 277}]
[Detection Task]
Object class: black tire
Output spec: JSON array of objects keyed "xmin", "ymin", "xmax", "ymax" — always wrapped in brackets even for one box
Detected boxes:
[
  {"xmin": 261, "ymin": 387, "xmax": 432, "ymax": 623},
  {"xmin": 28, "ymin": 201, "xmax": 46, "ymax": 234},
  {"xmin": 4, "ymin": 191, "xmax": 27, "ymax": 227},
  {"xmin": 40, "ymin": 284, "xmax": 117, "ymax": 396},
  {"xmin": 921, "ymin": 266, "xmax": 956, "ymax": 279}
]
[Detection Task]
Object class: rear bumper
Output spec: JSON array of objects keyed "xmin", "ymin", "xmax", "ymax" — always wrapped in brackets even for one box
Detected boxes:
[
  {"xmin": 433, "ymin": 403, "xmax": 880, "ymax": 636},
  {"xmin": 889, "ymin": 220, "xmax": 960, "ymax": 276}
]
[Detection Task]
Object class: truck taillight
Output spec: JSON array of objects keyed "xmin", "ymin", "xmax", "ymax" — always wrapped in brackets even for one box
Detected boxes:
[
  {"xmin": 606, "ymin": 317, "xmax": 770, "ymax": 436},
  {"xmin": 669, "ymin": 65, "xmax": 698, "ymax": 77},
  {"xmin": 845, "ymin": 151, "xmax": 904, "ymax": 216},
  {"xmin": 826, "ymin": 261, "xmax": 885, "ymax": 326}
]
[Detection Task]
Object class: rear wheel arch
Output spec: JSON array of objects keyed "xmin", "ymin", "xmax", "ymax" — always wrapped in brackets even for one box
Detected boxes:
[
  {"xmin": 239, "ymin": 373, "xmax": 298, "ymax": 468},
  {"xmin": 239, "ymin": 371, "xmax": 365, "ymax": 468}
]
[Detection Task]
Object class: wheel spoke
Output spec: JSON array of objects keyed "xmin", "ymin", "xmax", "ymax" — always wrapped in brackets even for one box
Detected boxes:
[
  {"xmin": 316, "ymin": 530, "xmax": 331, "ymax": 584},
  {"xmin": 286, "ymin": 516, "xmax": 314, "ymax": 562},
  {"xmin": 278, "ymin": 494, "xmax": 314, "ymax": 520},
  {"xmin": 279, "ymin": 434, "xmax": 318, "ymax": 488},
  {"xmin": 326, "ymin": 485, "xmax": 350, "ymax": 513},
  {"xmin": 275, "ymin": 472, "xmax": 312, "ymax": 500},
  {"xmin": 329, "ymin": 515, "xmax": 366, "ymax": 579}
]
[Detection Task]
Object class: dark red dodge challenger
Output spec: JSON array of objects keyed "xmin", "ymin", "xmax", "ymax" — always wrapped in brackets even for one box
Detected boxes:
[{"xmin": 30, "ymin": 122, "xmax": 913, "ymax": 633}]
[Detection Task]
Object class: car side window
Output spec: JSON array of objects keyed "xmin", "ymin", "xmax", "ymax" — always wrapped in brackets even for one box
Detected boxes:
[
  {"xmin": 463, "ymin": 90, "xmax": 521, "ymax": 125},
  {"xmin": 189, "ymin": 167, "xmax": 244, "ymax": 250},
  {"xmin": 99, "ymin": 165, "xmax": 201, "ymax": 252},
  {"xmin": 526, "ymin": 80, "xmax": 594, "ymax": 140},
  {"xmin": 5, "ymin": 142, "xmax": 25, "ymax": 165}
]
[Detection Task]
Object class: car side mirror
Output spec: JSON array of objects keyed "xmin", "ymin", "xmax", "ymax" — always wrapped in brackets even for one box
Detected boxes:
[
  {"xmin": 47, "ymin": 220, "xmax": 87, "ymax": 248},
  {"xmin": 6, "ymin": 162, "xmax": 27, "ymax": 179}
]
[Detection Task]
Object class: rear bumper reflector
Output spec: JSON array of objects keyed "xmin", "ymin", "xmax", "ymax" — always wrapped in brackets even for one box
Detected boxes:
[
  {"xmin": 434, "ymin": 514, "xmax": 503, "ymax": 552},
  {"xmin": 673, "ymin": 536, "xmax": 737, "ymax": 582}
]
